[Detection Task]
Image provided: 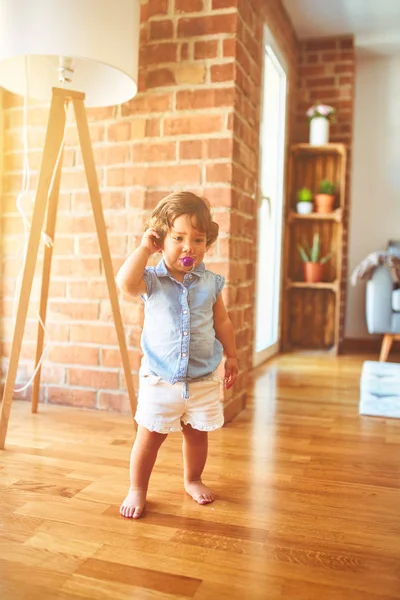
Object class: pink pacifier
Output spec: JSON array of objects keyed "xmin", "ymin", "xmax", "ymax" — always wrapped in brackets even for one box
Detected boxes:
[{"xmin": 181, "ymin": 256, "xmax": 195, "ymax": 267}]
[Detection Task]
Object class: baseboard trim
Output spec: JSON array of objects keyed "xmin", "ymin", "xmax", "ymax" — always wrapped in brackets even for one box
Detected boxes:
[{"xmin": 341, "ymin": 337, "xmax": 400, "ymax": 355}]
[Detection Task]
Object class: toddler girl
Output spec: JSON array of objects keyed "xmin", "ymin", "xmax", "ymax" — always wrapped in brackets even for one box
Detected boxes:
[{"xmin": 116, "ymin": 191, "xmax": 238, "ymax": 518}]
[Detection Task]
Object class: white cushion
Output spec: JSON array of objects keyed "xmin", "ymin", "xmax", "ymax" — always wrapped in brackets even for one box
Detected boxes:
[
  {"xmin": 360, "ymin": 361, "xmax": 400, "ymax": 418},
  {"xmin": 392, "ymin": 289, "xmax": 400, "ymax": 312}
]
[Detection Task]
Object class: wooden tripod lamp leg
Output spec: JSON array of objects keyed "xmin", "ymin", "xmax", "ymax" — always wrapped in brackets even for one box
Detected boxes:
[
  {"xmin": 379, "ymin": 334, "xmax": 393, "ymax": 362},
  {"xmin": 0, "ymin": 93, "xmax": 67, "ymax": 449},
  {"xmin": 31, "ymin": 152, "xmax": 63, "ymax": 413},
  {"xmin": 72, "ymin": 97, "xmax": 137, "ymax": 417}
]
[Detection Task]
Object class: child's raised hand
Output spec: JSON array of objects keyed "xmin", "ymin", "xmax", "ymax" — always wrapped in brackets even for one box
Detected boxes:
[
  {"xmin": 140, "ymin": 228, "xmax": 161, "ymax": 255},
  {"xmin": 224, "ymin": 357, "xmax": 238, "ymax": 389}
]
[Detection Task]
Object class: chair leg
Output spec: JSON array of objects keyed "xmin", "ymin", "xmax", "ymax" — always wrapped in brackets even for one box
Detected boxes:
[{"xmin": 379, "ymin": 334, "xmax": 393, "ymax": 362}]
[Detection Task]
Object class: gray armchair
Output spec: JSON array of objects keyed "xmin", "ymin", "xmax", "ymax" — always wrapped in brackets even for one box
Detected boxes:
[{"xmin": 366, "ymin": 244, "xmax": 400, "ymax": 361}]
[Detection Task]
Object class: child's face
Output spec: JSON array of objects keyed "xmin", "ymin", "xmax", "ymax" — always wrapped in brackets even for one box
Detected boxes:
[{"xmin": 162, "ymin": 214, "xmax": 208, "ymax": 276}]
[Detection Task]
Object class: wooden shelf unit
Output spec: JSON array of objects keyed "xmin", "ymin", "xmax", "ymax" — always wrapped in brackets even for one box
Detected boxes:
[{"xmin": 281, "ymin": 143, "xmax": 347, "ymax": 353}]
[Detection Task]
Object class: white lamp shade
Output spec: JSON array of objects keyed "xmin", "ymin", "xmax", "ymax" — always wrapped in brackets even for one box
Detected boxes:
[{"xmin": 0, "ymin": 0, "xmax": 140, "ymax": 107}]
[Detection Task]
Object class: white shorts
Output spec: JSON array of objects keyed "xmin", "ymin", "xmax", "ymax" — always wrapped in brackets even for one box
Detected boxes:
[{"xmin": 135, "ymin": 375, "xmax": 224, "ymax": 434}]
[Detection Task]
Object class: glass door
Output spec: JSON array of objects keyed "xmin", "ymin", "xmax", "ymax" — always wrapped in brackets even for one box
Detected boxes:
[{"xmin": 253, "ymin": 27, "xmax": 287, "ymax": 367}]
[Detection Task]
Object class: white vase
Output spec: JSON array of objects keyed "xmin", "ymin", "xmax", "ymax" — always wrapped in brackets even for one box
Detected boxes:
[
  {"xmin": 309, "ymin": 117, "xmax": 329, "ymax": 145},
  {"xmin": 296, "ymin": 202, "xmax": 313, "ymax": 214}
]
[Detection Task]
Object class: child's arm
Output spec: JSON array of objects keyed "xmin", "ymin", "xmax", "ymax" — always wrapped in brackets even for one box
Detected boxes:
[
  {"xmin": 116, "ymin": 228, "xmax": 160, "ymax": 297},
  {"xmin": 213, "ymin": 294, "xmax": 238, "ymax": 389}
]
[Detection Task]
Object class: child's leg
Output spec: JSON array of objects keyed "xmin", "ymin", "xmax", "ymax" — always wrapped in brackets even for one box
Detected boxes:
[
  {"xmin": 120, "ymin": 425, "xmax": 167, "ymax": 519},
  {"xmin": 181, "ymin": 423, "xmax": 214, "ymax": 505}
]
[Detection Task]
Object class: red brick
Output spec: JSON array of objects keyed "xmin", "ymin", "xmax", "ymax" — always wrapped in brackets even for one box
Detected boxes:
[
  {"xmin": 306, "ymin": 77, "xmax": 335, "ymax": 88},
  {"xmin": 108, "ymin": 164, "xmax": 201, "ymax": 187},
  {"xmin": 48, "ymin": 345, "xmax": 99, "ymax": 366},
  {"xmin": 68, "ymin": 281, "xmax": 108, "ymax": 299},
  {"xmin": 309, "ymin": 88, "xmax": 341, "ymax": 101},
  {"xmin": 40, "ymin": 366, "xmax": 66, "ymax": 385},
  {"xmin": 206, "ymin": 163, "xmax": 232, "ymax": 183},
  {"xmin": 122, "ymin": 93, "xmax": 172, "ymax": 115},
  {"xmin": 150, "ymin": 20, "xmax": 174, "ymax": 40},
  {"xmin": 223, "ymin": 38, "xmax": 236, "ymax": 57},
  {"xmin": 148, "ymin": 0, "xmax": 168, "ymax": 18},
  {"xmin": 70, "ymin": 324, "xmax": 118, "ymax": 345},
  {"xmin": 68, "ymin": 368, "xmax": 119, "ymax": 390},
  {"xmin": 340, "ymin": 52, "xmax": 354, "ymax": 60},
  {"xmin": 179, "ymin": 140, "xmax": 203, "ymax": 160},
  {"xmin": 340, "ymin": 37, "xmax": 354, "ymax": 49},
  {"xmin": 334, "ymin": 64, "xmax": 354, "ymax": 74},
  {"xmin": 89, "ymin": 145, "xmax": 130, "ymax": 166},
  {"xmin": 49, "ymin": 301, "xmax": 99, "ymax": 321},
  {"xmin": 143, "ymin": 43, "xmax": 178, "ymax": 65},
  {"xmin": 176, "ymin": 87, "xmax": 235, "ymax": 109},
  {"xmin": 131, "ymin": 141, "xmax": 176, "ymax": 163},
  {"xmin": 164, "ymin": 114, "xmax": 224, "ymax": 135},
  {"xmin": 146, "ymin": 68, "xmax": 175, "ymax": 88},
  {"xmin": 175, "ymin": 0, "xmax": 203, "ymax": 11},
  {"xmin": 212, "ymin": 0, "xmax": 237, "ymax": 7},
  {"xmin": 52, "ymin": 258, "xmax": 102, "ymax": 278},
  {"xmin": 101, "ymin": 348, "xmax": 142, "ymax": 370},
  {"xmin": 339, "ymin": 75, "xmax": 354, "ymax": 85},
  {"xmin": 180, "ymin": 138, "xmax": 233, "ymax": 160},
  {"xmin": 53, "ymin": 237, "xmax": 74, "ymax": 255},
  {"xmin": 178, "ymin": 13, "xmax": 237, "ymax": 37},
  {"xmin": 299, "ymin": 65, "xmax": 325, "ymax": 77},
  {"xmin": 96, "ymin": 191, "xmax": 127, "ymax": 211},
  {"xmin": 78, "ymin": 234, "xmax": 127, "ymax": 256},
  {"xmin": 107, "ymin": 122, "xmax": 131, "ymax": 142},
  {"xmin": 205, "ymin": 187, "xmax": 234, "ymax": 208},
  {"xmin": 305, "ymin": 39, "xmax": 337, "ymax": 51},
  {"xmin": 210, "ymin": 63, "xmax": 235, "ymax": 82},
  {"xmin": 47, "ymin": 387, "xmax": 96, "ymax": 408},
  {"xmin": 194, "ymin": 40, "xmax": 218, "ymax": 59}
]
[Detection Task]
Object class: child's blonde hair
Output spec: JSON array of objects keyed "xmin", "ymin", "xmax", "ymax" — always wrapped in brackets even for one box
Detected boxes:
[{"xmin": 144, "ymin": 192, "xmax": 219, "ymax": 247}]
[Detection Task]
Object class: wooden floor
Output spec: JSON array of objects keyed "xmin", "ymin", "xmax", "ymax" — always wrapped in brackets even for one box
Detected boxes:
[{"xmin": 1, "ymin": 354, "xmax": 400, "ymax": 600}]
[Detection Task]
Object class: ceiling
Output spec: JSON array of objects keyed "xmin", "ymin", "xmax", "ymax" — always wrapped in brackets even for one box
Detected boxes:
[{"xmin": 282, "ymin": 0, "xmax": 400, "ymax": 56}]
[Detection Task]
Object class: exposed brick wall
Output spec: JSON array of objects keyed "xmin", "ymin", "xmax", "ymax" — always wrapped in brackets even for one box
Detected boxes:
[
  {"xmin": 294, "ymin": 36, "xmax": 355, "ymax": 348},
  {"xmin": 0, "ymin": 0, "xmax": 298, "ymax": 419}
]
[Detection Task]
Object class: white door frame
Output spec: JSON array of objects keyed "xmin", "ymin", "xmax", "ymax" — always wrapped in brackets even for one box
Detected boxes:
[{"xmin": 253, "ymin": 25, "xmax": 289, "ymax": 368}]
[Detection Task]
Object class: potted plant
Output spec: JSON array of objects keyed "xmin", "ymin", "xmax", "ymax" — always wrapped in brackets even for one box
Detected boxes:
[
  {"xmin": 315, "ymin": 179, "xmax": 336, "ymax": 213},
  {"xmin": 296, "ymin": 187, "xmax": 313, "ymax": 214},
  {"xmin": 297, "ymin": 232, "xmax": 332, "ymax": 283},
  {"xmin": 306, "ymin": 104, "xmax": 336, "ymax": 145}
]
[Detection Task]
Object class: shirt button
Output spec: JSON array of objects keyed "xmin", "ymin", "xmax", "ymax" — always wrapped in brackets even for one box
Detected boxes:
[
  {"xmin": 182, "ymin": 352, "xmax": 187, "ymax": 358},
  {"xmin": 188, "ymin": 274, "xmax": 193, "ymax": 279},
  {"xmin": 182, "ymin": 289, "xmax": 186, "ymax": 294},
  {"xmin": 183, "ymin": 331, "xmax": 188, "ymax": 336},
  {"xmin": 183, "ymin": 310, "xmax": 188, "ymax": 315}
]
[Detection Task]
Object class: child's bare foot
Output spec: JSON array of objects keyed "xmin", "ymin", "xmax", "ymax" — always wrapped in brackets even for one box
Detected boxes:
[
  {"xmin": 119, "ymin": 488, "xmax": 146, "ymax": 519},
  {"xmin": 185, "ymin": 480, "xmax": 215, "ymax": 505}
]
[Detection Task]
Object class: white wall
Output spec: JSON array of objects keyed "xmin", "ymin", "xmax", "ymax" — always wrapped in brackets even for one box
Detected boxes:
[{"xmin": 345, "ymin": 54, "xmax": 400, "ymax": 338}]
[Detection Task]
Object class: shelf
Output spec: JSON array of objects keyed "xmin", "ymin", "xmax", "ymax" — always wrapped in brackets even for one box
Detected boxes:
[
  {"xmin": 288, "ymin": 209, "xmax": 342, "ymax": 223},
  {"xmin": 291, "ymin": 143, "xmax": 346, "ymax": 156},
  {"xmin": 283, "ymin": 143, "xmax": 347, "ymax": 354},
  {"xmin": 286, "ymin": 280, "xmax": 338, "ymax": 291}
]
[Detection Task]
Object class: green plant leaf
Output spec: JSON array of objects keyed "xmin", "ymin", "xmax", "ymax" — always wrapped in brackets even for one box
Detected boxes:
[
  {"xmin": 320, "ymin": 252, "xmax": 332, "ymax": 265},
  {"xmin": 297, "ymin": 244, "xmax": 309, "ymax": 262},
  {"xmin": 310, "ymin": 233, "xmax": 320, "ymax": 262},
  {"xmin": 319, "ymin": 179, "xmax": 335, "ymax": 194},
  {"xmin": 297, "ymin": 187, "xmax": 313, "ymax": 202}
]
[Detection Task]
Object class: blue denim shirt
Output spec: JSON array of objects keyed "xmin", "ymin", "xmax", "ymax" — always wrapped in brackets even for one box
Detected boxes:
[{"xmin": 140, "ymin": 258, "xmax": 225, "ymax": 394}]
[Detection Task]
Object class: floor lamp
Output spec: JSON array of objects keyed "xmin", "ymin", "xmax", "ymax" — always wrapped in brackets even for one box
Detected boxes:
[{"xmin": 0, "ymin": 0, "xmax": 141, "ymax": 449}]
